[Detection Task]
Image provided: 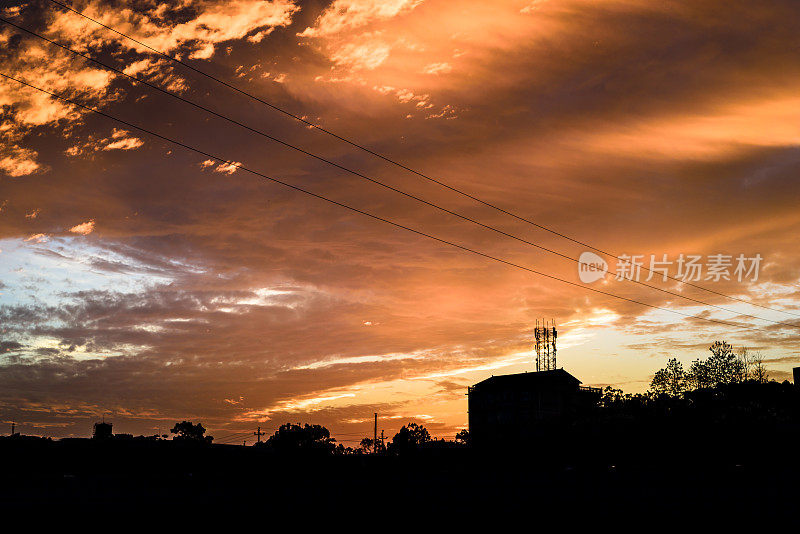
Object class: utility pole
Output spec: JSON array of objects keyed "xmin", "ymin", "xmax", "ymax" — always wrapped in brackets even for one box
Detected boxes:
[
  {"xmin": 374, "ymin": 413, "xmax": 378, "ymax": 454},
  {"xmin": 380, "ymin": 429, "xmax": 385, "ymax": 453},
  {"xmin": 11, "ymin": 422, "xmax": 15, "ymax": 436},
  {"xmin": 254, "ymin": 426, "xmax": 265, "ymax": 444}
]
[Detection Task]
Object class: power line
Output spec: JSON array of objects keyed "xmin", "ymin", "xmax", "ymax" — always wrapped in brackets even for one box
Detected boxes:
[
  {"xmin": 213, "ymin": 425, "xmax": 279, "ymax": 443},
  {"xmin": 213, "ymin": 433, "xmax": 250, "ymax": 441},
  {"xmin": 216, "ymin": 431, "xmax": 271, "ymax": 445},
  {"xmin": 216, "ymin": 437, "xmax": 252, "ymax": 445},
  {"xmin": 41, "ymin": 0, "xmax": 800, "ymax": 321},
  {"xmin": 0, "ymin": 72, "xmax": 784, "ymax": 337},
  {"xmin": 212, "ymin": 430, "xmax": 253, "ymax": 442},
  {"xmin": 3, "ymin": 19, "xmax": 797, "ymax": 331},
  {"xmin": 216, "ymin": 429, "xmax": 372, "ymax": 445}
]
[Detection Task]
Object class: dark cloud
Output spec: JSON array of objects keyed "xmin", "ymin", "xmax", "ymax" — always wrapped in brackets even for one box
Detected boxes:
[{"xmin": 0, "ymin": 340, "xmax": 24, "ymax": 353}]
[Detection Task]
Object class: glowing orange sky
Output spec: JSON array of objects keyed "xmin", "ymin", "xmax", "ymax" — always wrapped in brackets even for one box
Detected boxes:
[{"xmin": 1, "ymin": 0, "xmax": 799, "ymax": 442}]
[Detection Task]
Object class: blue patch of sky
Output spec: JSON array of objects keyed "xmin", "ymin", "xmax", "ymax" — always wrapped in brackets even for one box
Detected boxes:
[{"xmin": 0, "ymin": 236, "xmax": 175, "ymax": 317}]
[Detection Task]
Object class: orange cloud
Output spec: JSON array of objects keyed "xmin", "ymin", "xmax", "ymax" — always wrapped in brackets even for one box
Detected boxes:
[
  {"xmin": 562, "ymin": 94, "xmax": 800, "ymax": 161},
  {"xmin": 47, "ymin": 0, "xmax": 300, "ymax": 59},
  {"xmin": 299, "ymin": 0, "xmax": 423, "ymax": 37},
  {"xmin": 0, "ymin": 148, "xmax": 41, "ymax": 177},
  {"xmin": 69, "ymin": 220, "xmax": 95, "ymax": 235},
  {"xmin": 329, "ymin": 37, "xmax": 393, "ymax": 70},
  {"xmin": 0, "ymin": 1, "xmax": 300, "ymax": 175},
  {"xmin": 103, "ymin": 137, "xmax": 144, "ymax": 151},
  {"xmin": 23, "ymin": 233, "xmax": 48, "ymax": 243},
  {"xmin": 422, "ymin": 62, "xmax": 453, "ymax": 75}
]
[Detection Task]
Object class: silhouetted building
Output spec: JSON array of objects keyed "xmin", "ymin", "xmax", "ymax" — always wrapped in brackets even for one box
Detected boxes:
[
  {"xmin": 794, "ymin": 367, "xmax": 799, "ymax": 387},
  {"xmin": 93, "ymin": 421, "xmax": 113, "ymax": 440},
  {"xmin": 467, "ymin": 369, "xmax": 600, "ymax": 448}
]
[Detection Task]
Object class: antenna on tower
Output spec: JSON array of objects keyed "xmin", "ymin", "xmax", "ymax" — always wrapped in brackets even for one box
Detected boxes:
[{"xmin": 534, "ymin": 319, "xmax": 557, "ymax": 371}]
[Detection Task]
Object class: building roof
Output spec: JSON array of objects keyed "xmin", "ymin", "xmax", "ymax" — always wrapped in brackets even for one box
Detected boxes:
[{"xmin": 469, "ymin": 369, "xmax": 581, "ymax": 392}]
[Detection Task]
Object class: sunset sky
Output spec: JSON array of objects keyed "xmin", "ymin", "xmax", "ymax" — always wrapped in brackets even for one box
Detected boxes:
[{"xmin": 1, "ymin": 0, "xmax": 799, "ymax": 442}]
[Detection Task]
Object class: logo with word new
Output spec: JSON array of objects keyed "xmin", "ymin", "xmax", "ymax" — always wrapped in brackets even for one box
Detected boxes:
[{"xmin": 578, "ymin": 251, "xmax": 608, "ymax": 283}]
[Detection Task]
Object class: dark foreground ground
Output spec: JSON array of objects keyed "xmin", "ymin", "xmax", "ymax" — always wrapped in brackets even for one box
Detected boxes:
[{"xmin": 1, "ymin": 434, "xmax": 799, "ymax": 526}]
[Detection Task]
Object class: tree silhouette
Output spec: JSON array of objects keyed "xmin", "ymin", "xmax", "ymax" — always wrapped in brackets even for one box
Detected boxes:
[
  {"xmin": 652, "ymin": 341, "xmax": 759, "ymax": 395},
  {"xmin": 454, "ymin": 429, "xmax": 470, "ymax": 446},
  {"xmin": 359, "ymin": 437, "xmax": 374, "ymax": 453},
  {"xmin": 750, "ymin": 351, "xmax": 769, "ymax": 383},
  {"xmin": 650, "ymin": 358, "xmax": 687, "ymax": 395},
  {"xmin": 261, "ymin": 423, "xmax": 336, "ymax": 454},
  {"xmin": 705, "ymin": 340, "xmax": 745, "ymax": 386},
  {"xmin": 170, "ymin": 421, "xmax": 213, "ymax": 443},
  {"xmin": 389, "ymin": 423, "xmax": 430, "ymax": 454}
]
